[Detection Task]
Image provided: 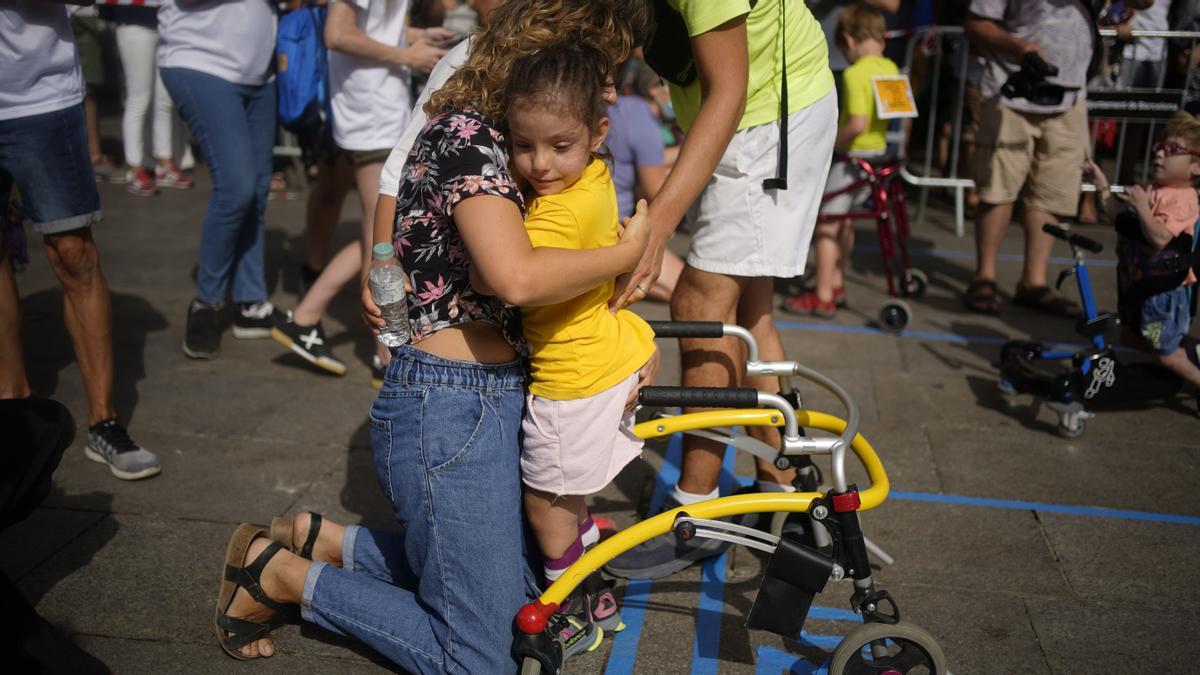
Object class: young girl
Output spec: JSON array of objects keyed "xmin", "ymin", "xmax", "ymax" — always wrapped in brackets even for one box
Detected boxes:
[{"xmin": 487, "ymin": 43, "xmax": 659, "ymax": 654}]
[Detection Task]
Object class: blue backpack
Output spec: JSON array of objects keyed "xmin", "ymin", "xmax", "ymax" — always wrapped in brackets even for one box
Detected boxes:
[{"xmin": 276, "ymin": 3, "xmax": 328, "ymax": 133}]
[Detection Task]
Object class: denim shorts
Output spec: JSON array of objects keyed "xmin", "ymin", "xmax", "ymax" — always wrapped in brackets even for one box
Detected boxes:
[
  {"xmin": 1140, "ymin": 286, "xmax": 1192, "ymax": 355},
  {"xmin": 0, "ymin": 104, "xmax": 101, "ymax": 235}
]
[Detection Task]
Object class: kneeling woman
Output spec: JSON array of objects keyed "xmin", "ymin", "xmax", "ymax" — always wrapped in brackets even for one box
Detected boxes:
[{"xmin": 209, "ymin": 3, "xmax": 650, "ymax": 673}]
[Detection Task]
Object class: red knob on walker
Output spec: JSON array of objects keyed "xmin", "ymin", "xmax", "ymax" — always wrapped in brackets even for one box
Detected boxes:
[{"xmin": 516, "ymin": 600, "xmax": 558, "ymax": 634}]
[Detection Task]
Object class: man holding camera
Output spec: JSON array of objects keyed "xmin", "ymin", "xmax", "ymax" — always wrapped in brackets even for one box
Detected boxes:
[{"xmin": 962, "ymin": 1, "xmax": 1148, "ymax": 316}]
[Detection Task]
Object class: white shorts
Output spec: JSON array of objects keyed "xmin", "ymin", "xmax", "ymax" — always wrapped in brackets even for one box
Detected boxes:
[
  {"xmin": 686, "ymin": 88, "xmax": 838, "ymax": 278},
  {"xmin": 520, "ymin": 372, "xmax": 644, "ymax": 496}
]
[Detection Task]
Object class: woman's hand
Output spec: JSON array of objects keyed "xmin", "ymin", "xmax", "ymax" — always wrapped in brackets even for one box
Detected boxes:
[
  {"xmin": 611, "ymin": 200, "xmax": 663, "ymax": 311},
  {"xmin": 361, "ymin": 280, "xmax": 384, "ymax": 335},
  {"xmin": 625, "ymin": 346, "xmax": 660, "ymax": 412}
]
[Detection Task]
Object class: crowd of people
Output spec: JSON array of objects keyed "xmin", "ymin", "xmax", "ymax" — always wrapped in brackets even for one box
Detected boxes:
[{"xmin": 3, "ymin": 0, "xmax": 1199, "ymax": 672}]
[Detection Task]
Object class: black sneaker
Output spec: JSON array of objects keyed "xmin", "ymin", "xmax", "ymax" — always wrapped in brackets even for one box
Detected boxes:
[
  {"xmin": 85, "ymin": 419, "xmax": 161, "ymax": 480},
  {"xmin": 183, "ymin": 299, "xmax": 221, "ymax": 359},
  {"xmin": 603, "ymin": 495, "xmax": 731, "ymax": 580},
  {"xmin": 271, "ymin": 311, "xmax": 347, "ymax": 375},
  {"xmin": 232, "ymin": 301, "xmax": 279, "ymax": 339},
  {"xmin": 298, "ymin": 263, "xmax": 321, "ymax": 298}
]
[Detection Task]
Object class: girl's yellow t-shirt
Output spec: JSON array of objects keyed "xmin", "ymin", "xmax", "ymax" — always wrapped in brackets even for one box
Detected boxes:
[{"xmin": 521, "ymin": 159, "xmax": 657, "ymax": 400}]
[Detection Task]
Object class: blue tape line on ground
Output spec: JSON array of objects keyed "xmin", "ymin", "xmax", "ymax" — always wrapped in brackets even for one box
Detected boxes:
[
  {"xmin": 690, "ymin": 443, "xmax": 739, "ymax": 675},
  {"xmin": 807, "ymin": 605, "xmax": 862, "ymax": 622},
  {"xmin": 756, "ymin": 645, "xmax": 832, "ymax": 674},
  {"xmin": 891, "ymin": 490, "xmax": 1200, "ymax": 526},
  {"xmin": 775, "ymin": 319, "xmax": 1124, "ymax": 354},
  {"xmin": 856, "ymin": 244, "xmax": 1118, "ymax": 268},
  {"xmin": 604, "ymin": 432, "xmax": 683, "ymax": 675}
]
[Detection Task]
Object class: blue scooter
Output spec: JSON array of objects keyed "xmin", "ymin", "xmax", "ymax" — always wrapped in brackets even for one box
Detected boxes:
[{"xmin": 998, "ymin": 224, "xmax": 1197, "ymax": 437}]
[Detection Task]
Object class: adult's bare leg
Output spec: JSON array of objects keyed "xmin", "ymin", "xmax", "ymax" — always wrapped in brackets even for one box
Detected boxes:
[
  {"xmin": 1019, "ymin": 207, "xmax": 1057, "ymax": 289},
  {"xmin": 0, "ymin": 251, "xmax": 31, "ymax": 399},
  {"xmin": 972, "ymin": 201, "xmax": 1014, "ymax": 283},
  {"xmin": 736, "ymin": 276, "xmax": 795, "ymax": 485},
  {"xmin": 43, "ymin": 229, "xmax": 115, "ymax": 426},
  {"xmin": 672, "ymin": 265, "xmax": 743, "ymax": 495},
  {"xmin": 303, "ymin": 156, "xmax": 353, "ymax": 272}
]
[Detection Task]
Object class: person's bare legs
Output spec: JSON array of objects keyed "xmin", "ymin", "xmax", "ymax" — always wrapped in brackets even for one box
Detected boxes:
[
  {"xmin": 43, "ymin": 229, "xmax": 116, "ymax": 426},
  {"xmin": 1160, "ymin": 347, "xmax": 1200, "ymax": 388},
  {"xmin": 222, "ymin": 536, "xmax": 311, "ymax": 658},
  {"xmin": 672, "ymin": 267, "xmax": 792, "ymax": 493},
  {"xmin": 813, "ymin": 219, "xmax": 842, "ymax": 304},
  {"xmin": 303, "ymin": 156, "xmax": 354, "ymax": 273},
  {"xmin": 83, "ymin": 89, "xmax": 103, "ymax": 164},
  {"xmin": 292, "ymin": 240, "xmax": 361, "ymax": 326},
  {"xmin": 672, "ymin": 266, "xmax": 741, "ymax": 495},
  {"xmin": 351, "ymin": 162, "xmax": 391, "ymax": 368},
  {"xmin": 972, "ymin": 201, "xmax": 1014, "ymax": 283},
  {"xmin": 837, "ymin": 218, "xmax": 855, "ymax": 289},
  {"xmin": 736, "ymin": 276, "xmax": 795, "ymax": 486},
  {"xmin": 647, "ymin": 249, "xmax": 684, "ymax": 303},
  {"xmin": 0, "ymin": 251, "xmax": 31, "ymax": 399},
  {"xmin": 524, "ymin": 490, "xmax": 586, "ymax": 560},
  {"xmin": 1019, "ymin": 207, "xmax": 1057, "ymax": 289}
]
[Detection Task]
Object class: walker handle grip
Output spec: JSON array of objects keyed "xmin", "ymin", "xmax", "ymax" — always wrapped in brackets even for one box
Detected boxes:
[
  {"xmin": 639, "ymin": 386, "xmax": 761, "ymax": 409},
  {"xmin": 648, "ymin": 321, "xmax": 726, "ymax": 339},
  {"xmin": 1043, "ymin": 224, "xmax": 1103, "ymax": 254}
]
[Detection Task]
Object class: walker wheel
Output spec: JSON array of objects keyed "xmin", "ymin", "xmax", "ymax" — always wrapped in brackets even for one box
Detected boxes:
[
  {"xmin": 878, "ymin": 301, "xmax": 911, "ymax": 334},
  {"xmin": 902, "ymin": 269, "xmax": 928, "ymax": 299},
  {"xmin": 830, "ymin": 621, "xmax": 947, "ymax": 675},
  {"xmin": 1056, "ymin": 417, "xmax": 1086, "ymax": 439},
  {"xmin": 520, "ymin": 656, "xmax": 544, "ymax": 675}
]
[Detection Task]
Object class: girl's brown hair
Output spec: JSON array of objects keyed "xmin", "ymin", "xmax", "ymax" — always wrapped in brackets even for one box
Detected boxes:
[
  {"xmin": 426, "ymin": 0, "xmax": 652, "ymax": 120},
  {"xmin": 504, "ymin": 43, "xmax": 612, "ymax": 133}
]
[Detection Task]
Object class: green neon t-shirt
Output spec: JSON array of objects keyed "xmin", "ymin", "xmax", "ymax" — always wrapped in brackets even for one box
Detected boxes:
[{"xmin": 667, "ymin": 0, "xmax": 834, "ymax": 133}]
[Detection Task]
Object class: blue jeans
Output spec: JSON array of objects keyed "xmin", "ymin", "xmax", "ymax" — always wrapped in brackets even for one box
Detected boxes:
[
  {"xmin": 0, "ymin": 104, "xmax": 101, "ymax": 235},
  {"xmin": 1140, "ymin": 286, "xmax": 1191, "ymax": 355},
  {"xmin": 301, "ymin": 346, "xmax": 539, "ymax": 674},
  {"xmin": 160, "ymin": 67, "xmax": 273, "ymax": 304}
]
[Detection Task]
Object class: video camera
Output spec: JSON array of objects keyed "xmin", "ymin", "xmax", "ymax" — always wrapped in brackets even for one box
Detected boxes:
[{"xmin": 1000, "ymin": 53, "xmax": 1079, "ymax": 107}]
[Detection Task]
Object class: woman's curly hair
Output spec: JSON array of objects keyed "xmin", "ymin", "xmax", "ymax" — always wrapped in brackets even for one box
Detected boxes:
[{"xmin": 425, "ymin": 0, "xmax": 653, "ymax": 120}]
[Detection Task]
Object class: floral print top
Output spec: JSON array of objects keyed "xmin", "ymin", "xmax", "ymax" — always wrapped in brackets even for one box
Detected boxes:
[{"xmin": 392, "ymin": 108, "xmax": 526, "ymax": 352}]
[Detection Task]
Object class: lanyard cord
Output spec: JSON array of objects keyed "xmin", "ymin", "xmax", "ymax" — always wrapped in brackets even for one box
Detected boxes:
[{"xmin": 763, "ymin": 0, "xmax": 788, "ymax": 190}]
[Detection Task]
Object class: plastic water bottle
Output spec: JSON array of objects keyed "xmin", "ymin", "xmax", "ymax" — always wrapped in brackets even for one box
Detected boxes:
[{"xmin": 370, "ymin": 243, "xmax": 411, "ymax": 347}]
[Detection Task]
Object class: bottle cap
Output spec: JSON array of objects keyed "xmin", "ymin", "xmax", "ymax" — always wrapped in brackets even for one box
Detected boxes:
[{"xmin": 372, "ymin": 243, "xmax": 396, "ymax": 262}]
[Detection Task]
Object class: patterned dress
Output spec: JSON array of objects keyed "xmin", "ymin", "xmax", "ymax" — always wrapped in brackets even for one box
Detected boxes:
[{"xmin": 392, "ymin": 108, "xmax": 526, "ymax": 352}]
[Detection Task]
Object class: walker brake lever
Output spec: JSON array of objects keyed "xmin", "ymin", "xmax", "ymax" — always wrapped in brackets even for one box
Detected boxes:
[{"xmin": 1055, "ymin": 267, "xmax": 1075, "ymax": 291}]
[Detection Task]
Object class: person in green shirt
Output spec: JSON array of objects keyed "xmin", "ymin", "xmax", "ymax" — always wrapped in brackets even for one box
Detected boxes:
[
  {"xmin": 785, "ymin": 3, "xmax": 898, "ymax": 318},
  {"xmin": 606, "ymin": 0, "xmax": 838, "ymax": 580}
]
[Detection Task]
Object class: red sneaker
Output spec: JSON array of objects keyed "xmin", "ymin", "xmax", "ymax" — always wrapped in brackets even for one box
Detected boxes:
[
  {"xmin": 811, "ymin": 297, "xmax": 837, "ymax": 319},
  {"xmin": 155, "ymin": 161, "xmax": 194, "ymax": 190},
  {"xmin": 833, "ymin": 286, "xmax": 847, "ymax": 308},
  {"xmin": 125, "ymin": 167, "xmax": 156, "ymax": 197},
  {"xmin": 783, "ymin": 290, "xmax": 817, "ymax": 315}
]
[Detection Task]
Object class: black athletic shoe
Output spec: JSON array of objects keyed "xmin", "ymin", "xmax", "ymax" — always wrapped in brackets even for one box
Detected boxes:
[
  {"xmin": 85, "ymin": 419, "xmax": 161, "ymax": 480},
  {"xmin": 182, "ymin": 299, "xmax": 221, "ymax": 359},
  {"xmin": 271, "ymin": 311, "xmax": 347, "ymax": 375},
  {"xmin": 232, "ymin": 301, "xmax": 279, "ymax": 339}
]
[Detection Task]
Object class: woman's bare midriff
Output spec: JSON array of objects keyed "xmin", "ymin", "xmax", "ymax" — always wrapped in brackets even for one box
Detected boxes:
[{"xmin": 411, "ymin": 321, "xmax": 517, "ymax": 364}]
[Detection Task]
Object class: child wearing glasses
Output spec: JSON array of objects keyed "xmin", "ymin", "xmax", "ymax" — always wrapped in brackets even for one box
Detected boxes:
[{"xmin": 1089, "ymin": 111, "xmax": 1200, "ymax": 388}]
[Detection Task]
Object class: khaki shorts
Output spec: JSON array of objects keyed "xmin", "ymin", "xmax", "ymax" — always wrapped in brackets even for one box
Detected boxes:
[{"xmin": 971, "ymin": 96, "xmax": 1087, "ymax": 217}]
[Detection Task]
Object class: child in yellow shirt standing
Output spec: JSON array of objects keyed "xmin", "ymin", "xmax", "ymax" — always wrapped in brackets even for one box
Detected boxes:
[
  {"xmin": 480, "ymin": 44, "xmax": 658, "ymax": 656},
  {"xmin": 785, "ymin": 4, "xmax": 898, "ymax": 318}
]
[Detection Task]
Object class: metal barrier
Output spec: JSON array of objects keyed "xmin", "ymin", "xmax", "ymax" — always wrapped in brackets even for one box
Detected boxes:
[{"xmin": 890, "ymin": 25, "xmax": 1200, "ymax": 237}]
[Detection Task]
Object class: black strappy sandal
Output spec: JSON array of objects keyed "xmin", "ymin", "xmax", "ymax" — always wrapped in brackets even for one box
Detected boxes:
[
  {"xmin": 269, "ymin": 512, "xmax": 323, "ymax": 560},
  {"xmin": 963, "ymin": 279, "xmax": 1001, "ymax": 314},
  {"xmin": 215, "ymin": 524, "xmax": 295, "ymax": 660}
]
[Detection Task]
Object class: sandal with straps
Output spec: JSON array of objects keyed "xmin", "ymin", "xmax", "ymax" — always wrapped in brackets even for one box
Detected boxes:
[
  {"xmin": 269, "ymin": 512, "xmax": 323, "ymax": 560},
  {"xmin": 963, "ymin": 279, "xmax": 1001, "ymax": 314},
  {"xmin": 215, "ymin": 523, "xmax": 296, "ymax": 660}
]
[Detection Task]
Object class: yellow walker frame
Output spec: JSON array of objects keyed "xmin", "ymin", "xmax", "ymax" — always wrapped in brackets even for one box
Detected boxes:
[{"xmin": 513, "ymin": 322, "xmax": 947, "ymax": 675}]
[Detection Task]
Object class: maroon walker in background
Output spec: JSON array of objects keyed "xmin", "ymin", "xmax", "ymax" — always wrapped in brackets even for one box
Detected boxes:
[{"xmin": 817, "ymin": 154, "xmax": 927, "ymax": 332}]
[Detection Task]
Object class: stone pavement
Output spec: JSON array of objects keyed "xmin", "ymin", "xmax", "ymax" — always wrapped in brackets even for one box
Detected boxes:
[{"xmin": 4, "ymin": 165, "xmax": 1198, "ymax": 674}]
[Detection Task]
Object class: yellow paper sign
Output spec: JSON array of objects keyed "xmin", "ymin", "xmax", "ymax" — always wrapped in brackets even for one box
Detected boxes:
[{"xmin": 872, "ymin": 75, "xmax": 918, "ymax": 119}]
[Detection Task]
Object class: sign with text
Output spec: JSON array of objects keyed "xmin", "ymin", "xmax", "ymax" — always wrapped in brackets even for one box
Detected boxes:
[
  {"xmin": 1087, "ymin": 90, "xmax": 1184, "ymax": 122},
  {"xmin": 873, "ymin": 75, "xmax": 918, "ymax": 120}
]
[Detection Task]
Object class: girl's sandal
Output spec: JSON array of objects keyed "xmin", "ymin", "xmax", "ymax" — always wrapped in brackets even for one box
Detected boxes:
[
  {"xmin": 269, "ymin": 512, "xmax": 323, "ymax": 560},
  {"xmin": 215, "ymin": 524, "xmax": 295, "ymax": 660}
]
